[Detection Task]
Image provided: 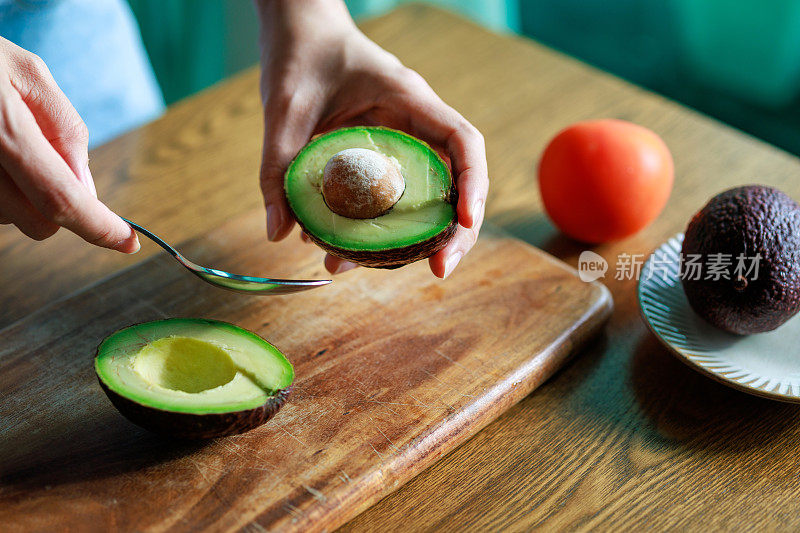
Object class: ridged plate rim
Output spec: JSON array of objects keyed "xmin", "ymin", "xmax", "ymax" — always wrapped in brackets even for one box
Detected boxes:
[{"xmin": 638, "ymin": 233, "xmax": 800, "ymax": 403}]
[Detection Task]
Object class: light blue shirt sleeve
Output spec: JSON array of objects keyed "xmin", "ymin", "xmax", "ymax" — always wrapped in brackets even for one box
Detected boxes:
[{"xmin": 0, "ymin": 0, "xmax": 165, "ymax": 147}]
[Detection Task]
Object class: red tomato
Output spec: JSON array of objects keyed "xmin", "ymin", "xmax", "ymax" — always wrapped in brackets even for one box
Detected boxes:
[{"xmin": 538, "ymin": 119, "xmax": 674, "ymax": 243}]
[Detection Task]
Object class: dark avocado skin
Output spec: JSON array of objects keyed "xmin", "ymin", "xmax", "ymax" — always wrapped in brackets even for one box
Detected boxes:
[
  {"xmin": 98, "ymin": 379, "xmax": 291, "ymax": 439},
  {"xmin": 681, "ymin": 185, "xmax": 800, "ymax": 334},
  {"xmin": 299, "ymin": 216, "xmax": 458, "ymax": 269}
]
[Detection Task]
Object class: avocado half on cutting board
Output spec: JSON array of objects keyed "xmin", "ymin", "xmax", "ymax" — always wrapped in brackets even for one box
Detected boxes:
[
  {"xmin": 284, "ymin": 126, "xmax": 458, "ymax": 268},
  {"xmin": 95, "ymin": 318, "xmax": 293, "ymax": 439}
]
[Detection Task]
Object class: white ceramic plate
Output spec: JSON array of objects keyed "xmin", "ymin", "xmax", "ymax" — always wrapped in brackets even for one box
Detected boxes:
[{"xmin": 638, "ymin": 233, "xmax": 800, "ymax": 403}]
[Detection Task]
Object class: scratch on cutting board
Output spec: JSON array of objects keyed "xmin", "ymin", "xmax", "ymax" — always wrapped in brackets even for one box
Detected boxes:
[
  {"xmin": 142, "ymin": 301, "xmax": 170, "ymax": 319},
  {"xmin": 302, "ymin": 484, "xmax": 327, "ymax": 503},
  {"xmin": 368, "ymin": 416, "xmax": 400, "ymax": 452},
  {"xmin": 279, "ymin": 426, "xmax": 307, "ymax": 447},
  {"xmin": 434, "ymin": 348, "xmax": 480, "ymax": 379},
  {"xmin": 220, "ymin": 441, "xmax": 250, "ymax": 463},
  {"xmin": 407, "ymin": 393, "xmax": 431, "ymax": 408},
  {"xmin": 244, "ymin": 521, "xmax": 269, "ymax": 533},
  {"xmin": 247, "ymin": 465, "xmax": 275, "ymax": 473},
  {"xmin": 282, "ymin": 502, "xmax": 304, "ymax": 521},
  {"xmin": 349, "ymin": 378, "xmax": 399, "ymax": 415},
  {"xmin": 339, "ymin": 470, "xmax": 352, "ymax": 484},
  {"xmin": 200, "ymin": 459, "xmax": 228, "ymax": 476},
  {"xmin": 264, "ymin": 471, "xmax": 289, "ymax": 495},
  {"xmin": 188, "ymin": 458, "xmax": 213, "ymax": 487},
  {"xmin": 368, "ymin": 442, "xmax": 384, "ymax": 460},
  {"xmin": 356, "ymin": 398, "xmax": 401, "ymax": 416},
  {"xmin": 421, "ymin": 368, "xmax": 477, "ymax": 400},
  {"xmin": 362, "ymin": 400, "xmax": 420, "ymax": 407},
  {"xmin": 375, "ymin": 426, "xmax": 400, "ymax": 452},
  {"xmin": 351, "ymin": 378, "xmax": 371, "ymax": 397},
  {"xmin": 352, "ymin": 377, "xmax": 371, "ymax": 389},
  {"xmin": 377, "ymin": 403, "xmax": 401, "ymax": 416},
  {"xmin": 415, "ymin": 383, "xmax": 457, "ymax": 412}
]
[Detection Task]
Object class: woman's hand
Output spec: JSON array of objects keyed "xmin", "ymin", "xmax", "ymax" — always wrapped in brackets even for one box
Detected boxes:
[
  {"xmin": 0, "ymin": 37, "xmax": 138, "ymax": 252},
  {"xmin": 257, "ymin": 0, "xmax": 488, "ymax": 277}
]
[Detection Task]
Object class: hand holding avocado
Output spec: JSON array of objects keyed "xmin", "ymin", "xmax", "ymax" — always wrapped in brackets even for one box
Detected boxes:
[
  {"xmin": 257, "ymin": 0, "xmax": 488, "ymax": 278},
  {"xmin": 0, "ymin": 1, "xmax": 487, "ymax": 280}
]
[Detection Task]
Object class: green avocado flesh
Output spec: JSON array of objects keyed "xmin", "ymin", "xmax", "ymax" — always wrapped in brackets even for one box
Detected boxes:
[
  {"xmin": 285, "ymin": 127, "xmax": 455, "ymax": 251},
  {"xmin": 95, "ymin": 319, "xmax": 294, "ymax": 415}
]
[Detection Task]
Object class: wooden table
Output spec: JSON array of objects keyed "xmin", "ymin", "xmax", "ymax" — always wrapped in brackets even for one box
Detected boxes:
[{"xmin": 2, "ymin": 5, "xmax": 800, "ymax": 531}]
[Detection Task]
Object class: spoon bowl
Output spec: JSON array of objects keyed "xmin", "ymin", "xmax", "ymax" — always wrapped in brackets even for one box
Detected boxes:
[{"xmin": 123, "ymin": 218, "xmax": 331, "ymax": 295}]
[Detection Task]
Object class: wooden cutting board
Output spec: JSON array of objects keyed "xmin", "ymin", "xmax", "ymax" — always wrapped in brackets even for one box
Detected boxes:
[{"xmin": 0, "ymin": 209, "xmax": 611, "ymax": 532}]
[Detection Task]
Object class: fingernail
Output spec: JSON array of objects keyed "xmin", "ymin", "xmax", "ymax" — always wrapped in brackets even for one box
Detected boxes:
[
  {"xmin": 129, "ymin": 233, "xmax": 141, "ymax": 254},
  {"xmin": 443, "ymin": 251, "xmax": 462, "ymax": 279},
  {"xmin": 334, "ymin": 261, "xmax": 357, "ymax": 274},
  {"xmin": 266, "ymin": 204, "xmax": 279, "ymax": 241},
  {"xmin": 471, "ymin": 198, "xmax": 484, "ymax": 224},
  {"xmin": 117, "ymin": 229, "xmax": 140, "ymax": 254}
]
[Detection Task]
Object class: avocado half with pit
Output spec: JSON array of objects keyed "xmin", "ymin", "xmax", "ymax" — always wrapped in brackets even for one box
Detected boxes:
[
  {"xmin": 284, "ymin": 126, "xmax": 457, "ymax": 268},
  {"xmin": 95, "ymin": 318, "xmax": 293, "ymax": 439}
]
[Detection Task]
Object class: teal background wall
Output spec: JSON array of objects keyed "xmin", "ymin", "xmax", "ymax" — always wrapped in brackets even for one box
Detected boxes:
[
  {"xmin": 125, "ymin": 0, "xmax": 518, "ymax": 104},
  {"xmin": 127, "ymin": 0, "xmax": 260, "ymax": 105},
  {"xmin": 518, "ymin": 0, "xmax": 800, "ymax": 157},
  {"xmin": 127, "ymin": 0, "xmax": 800, "ymax": 157}
]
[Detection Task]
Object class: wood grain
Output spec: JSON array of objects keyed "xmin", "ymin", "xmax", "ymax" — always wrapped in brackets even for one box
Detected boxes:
[
  {"xmin": 2, "ymin": 4, "xmax": 800, "ymax": 531},
  {"xmin": 342, "ymin": 7, "xmax": 800, "ymax": 532},
  {"xmin": 0, "ymin": 211, "xmax": 610, "ymax": 532}
]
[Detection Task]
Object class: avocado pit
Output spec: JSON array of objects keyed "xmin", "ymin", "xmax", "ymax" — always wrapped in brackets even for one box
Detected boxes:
[{"xmin": 322, "ymin": 148, "xmax": 405, "ymax": 219}]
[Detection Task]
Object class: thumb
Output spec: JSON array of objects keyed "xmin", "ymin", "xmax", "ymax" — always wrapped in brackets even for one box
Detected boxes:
[
  {"xmin": 260, "ymin": 88, "xmax": 323, "ymax": 241},
  {"xmin": 5, "ymin": 40, "xmax": 96, "ymax": 197}
]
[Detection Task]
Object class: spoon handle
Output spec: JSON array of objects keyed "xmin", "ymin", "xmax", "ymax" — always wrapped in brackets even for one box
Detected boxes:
[{"xmin": 121, "ymin": 217, "xmax": 184, "ymax": 261}]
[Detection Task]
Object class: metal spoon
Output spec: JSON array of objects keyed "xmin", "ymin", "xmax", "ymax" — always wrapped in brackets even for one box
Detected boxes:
[{"xmin": 122, "ymin": 218, "xmax": 331, "ymax": 295}]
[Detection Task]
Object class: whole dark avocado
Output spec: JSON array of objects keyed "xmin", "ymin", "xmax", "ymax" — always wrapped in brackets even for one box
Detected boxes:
[{"xmin": 681, "ymin": 185, "xmax": 800, "ymax": 334}]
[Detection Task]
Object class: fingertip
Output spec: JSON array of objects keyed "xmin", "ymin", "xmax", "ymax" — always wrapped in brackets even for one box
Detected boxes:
[
  {"xmin": 266, "ymin": 204, "xmax": 279, "ymax": 241},
  {"xmin": 337, "ymin": 262, "xmax": 358, "ymax": 274},
  {"xmin": 459, "ymin": 189, "xmax": 487, "ymax": 230},
  {"xmin": 456, "ymin": 198, "xmax": 475, "ymax": 229},
  {"xmin": 334, "ymin": 261, "xmax": 359, "ymax": 274},
  {"xmin": 429, "ymin": 252, "xmax": 447, "ymax": 278},
  {"xmin": 324, "ymin": 254, "xmax": 338, "ymax": 274},
  {"xmin": 115, "ymin": 227, "xmax": 140, "ymax": 254},
  {"xmin": 125, "ymin": 239, "xmax": 141, "ymax": 254},
  {"xmin": 266, "ymin": 203, "xmax": 295, "ymax": 241},
  {"xmin": 472, "ymin": 198, "xmax": 485, "ymax": 225},
  {"xmin": 431, "ymin": 224, "xmax": 476, "ymax": 279},
  {"xmin": 430, "ymin": 247, "xmax": 462, "ymax": 279},
  {"xmin": 443, "ymin": 251, "xmax": 462, "ymax": 278},
  {"xmin": 274, "ymin": 220, "xmax": 295, "ymax": 241},
  {"xmin": 324, "ymin": 254, "xmax": 358, "ymax": 275}
]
